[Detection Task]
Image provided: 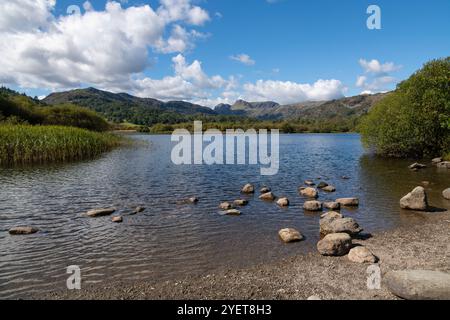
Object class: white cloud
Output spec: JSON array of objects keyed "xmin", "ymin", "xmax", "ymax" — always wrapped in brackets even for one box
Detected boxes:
[
  {"xmin": 359, "ymin": 59, "xmax": 401, "ymax": 75},
  {"xmin": 356, "ymin": 59, "xmax": 401, "ymax": 93},
  {"xmin": 230, "ymin": 54, "xmax": 256, "ymax": 66},
  {"xmin": 242, "ymin": 79, "xmax": 346, "ymax": 104},
  {"xmin": 0, "ymin": 1, "xmax": 210, "ymax": 90}
]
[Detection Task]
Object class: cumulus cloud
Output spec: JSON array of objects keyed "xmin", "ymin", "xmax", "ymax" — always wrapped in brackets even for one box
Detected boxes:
[
  {"xmin": 359, "ymin": 59, "xmax": 401, "ymax": 75},
  {"xmin": 356, "ymin": 59, "xmax": 401, "ymax": 93},
  {"xmin": 230, "ymin": 54, "xmax": 256, "ymax": 66},
  {"xmin": 0, "ymin": 0, "xmax": 210, "ymax": 90},
  {"xmin": 241, "ymin": 79, "xmax": 346, "ymax": 105}
]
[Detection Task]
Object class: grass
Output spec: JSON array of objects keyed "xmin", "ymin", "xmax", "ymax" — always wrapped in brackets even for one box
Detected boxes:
[{"xmin": 0, "ymin": 124, "xmax": 123, "ymax": 166}]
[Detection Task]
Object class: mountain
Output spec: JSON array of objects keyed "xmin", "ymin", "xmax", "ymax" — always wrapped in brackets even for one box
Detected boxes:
[
  {"xmin": 214, "ymin": 93, "xmax": 388, "ymax": 120},
  {"xmin": 43, "ymin": 87, "xmax": 216, "ymax": 125}
]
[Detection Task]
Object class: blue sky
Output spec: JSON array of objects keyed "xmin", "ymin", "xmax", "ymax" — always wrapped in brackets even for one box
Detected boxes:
[{"xmin": 1, "ymin": 0, "xmax": 449, "ymax": 106}]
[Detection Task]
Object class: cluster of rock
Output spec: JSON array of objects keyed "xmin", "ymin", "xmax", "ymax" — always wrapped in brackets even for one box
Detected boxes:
[{"xmin": 432, "ymin": 157, "xmax": 450, "ymax": 169}]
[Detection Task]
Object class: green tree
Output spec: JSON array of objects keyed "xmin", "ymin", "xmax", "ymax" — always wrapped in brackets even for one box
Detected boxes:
[{"xmin": 359, "ymin": 57, "xmax": 450, "ymax": 157}]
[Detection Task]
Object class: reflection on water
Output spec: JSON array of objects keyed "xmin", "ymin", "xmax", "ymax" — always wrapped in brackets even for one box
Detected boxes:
[{"xmin": 0, "ymin": 134, "xmax": 449, "ymax": 298}]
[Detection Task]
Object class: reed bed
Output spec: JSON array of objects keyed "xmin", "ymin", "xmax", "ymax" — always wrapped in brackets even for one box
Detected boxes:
[{"xmin": 0, "ymin": 125, "xmax": 123, "ymax": 166}]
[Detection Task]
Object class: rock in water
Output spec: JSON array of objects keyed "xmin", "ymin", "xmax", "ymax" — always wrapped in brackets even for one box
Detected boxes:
[
  {"xmin": 277, "ymin": 197, "xmax": 290, "ymax": 207},
  {"xmin": 324, "ymin": 202, "xmax": 341, "ymax": 210},
  {"xmin": 300, "ymin": 187, "xmax": 318, "ymax": 199},
  {"xmin": 442, "ymin": 188, "xmax": 450, "ymax": 200},
  {"xmin": 87, "ymin": 208, "xmax": 116, "ymax": 217},
  {"xmin": 320, "ymin": 217, "xmax": 363, "ymax": 236},
  {"xmin": 431, "ymin": 157, "xmax": 442, "ymax": 165},
  {"xmin": 9, "ymin": 226, "xmax": 39, "ymax": 235},
  {"xmin": 278, "ymin": 228, "xmax": 304, "ymax": 243},
  {"xmin": 304, "ymin": 180, "xmax": 315, "ymax": 186},
  {"xmin": 336, "ymin": 198, "xmax": 359, "ymax": 207},
  {"xmin": 303, "ymin": 201, "xmax": 323, "ymax": 212},
  {"xmin": 260, "ymin": 187, "xmax": 271, "ymax": 194},
  {"xmin": 259, "ymin": 192, "xmax": 276, "ymax": 201},
  {"xmin": 409, "ymin": 163, "xmax": 427, "ymax": 170},
  {"xmin": 188, "ymin": 197, "xmax": 199, "ymax": 204},
  {"xmin": 234, "ymin": 199, "xmax": 249, "ymax": 206},
  {"xmin": 385, "ymin": 270, "xmax": 450, "ymax": 300},
  {"xmin": 225, "ymin": 209, "xmax": 241, "ymax": 216},
  {"xmin": 317, "ymin": 182, "xmax": 329, "ymax": 189},
  {"xmin": 400, "ymin": 186, "xmax": 428, "ymax": 211},
  {"xmin": 437, "ymin": 161, "xmax": 450, "ymax": 169},
  {"xmin": 134, "ymin": 207, "xmax": 146, "ymax": 213},
  {"xmin": 322, "ymin": 185, "xmax": 336, "ymax": 193},
  {"xmin": 219, "ymin": 202, "xmax": 233, "ymax": 210},
  {"xmin": 317, "ymin": 233, "xmax": 352, "ymax": 256},
  {"xmin": 348, "ymin": 246, "xmax": 377, "ymax": 263},
  {"xmin": 242, "ymin": 184, "xmax": 255, "ymax": 194},
  {"xmin": 112, "ymin": 216, "xmax": 123, "ymax": 223}
]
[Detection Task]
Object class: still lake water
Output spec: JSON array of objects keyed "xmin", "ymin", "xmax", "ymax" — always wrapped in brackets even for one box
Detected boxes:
[{"xmin": 1, "ymin": 133, "xmax": 449, "ymax": 298}]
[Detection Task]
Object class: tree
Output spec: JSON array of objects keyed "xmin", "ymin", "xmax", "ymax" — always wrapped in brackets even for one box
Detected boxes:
[{"xmin": 359, "ymin": 57, "xmax": 450, "ymax": 158}]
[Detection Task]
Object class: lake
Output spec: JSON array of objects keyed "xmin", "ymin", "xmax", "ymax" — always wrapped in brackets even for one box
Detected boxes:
[{"xmin": 1, "ymin": 133, "xmax": 449, "ymax": 299}]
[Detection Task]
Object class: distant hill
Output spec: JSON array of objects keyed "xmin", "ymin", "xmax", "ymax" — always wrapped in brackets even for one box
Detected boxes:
[
  {"xmin": 43, "ymin": 87, "xmax": 216, "ymax": 125},
  {"xmin": 214, "ymin": 94, "xmax": 388, "ymax": 120}
]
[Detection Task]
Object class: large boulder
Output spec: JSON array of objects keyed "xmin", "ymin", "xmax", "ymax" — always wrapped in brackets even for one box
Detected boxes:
[
  {"xmin": 348, "ymin": 246, "xmax": 377, "ymax": 263},
  {"xmin": 320, "ymin": 216, "xmax": 363, "ymax": 236},
  {"xmin": 259, "ymin": 192, "xmax": 276, "ymax": 201},
  {"xmin": 317, "ymin": 233, "xmax": 352, "ymax": 256},
  {"xmin": 278, "ymin": 228, "xmax": 304, "ymax": 243},
  {"xmin": 300, "ymin": 187, "xmax": 318, "ymax": 199},
  {"xmin": 242, "ymin": 184, "xmax": 255, "ymax": 194},
  {"xmin": 400, "ymin": 186, "xmax": 428, "ymax": 211},
  {"xmin": 385, "ymin": 270, "xmax": 450, "ymax": 300},
  {"xmin": 442, "ymin": 188, "xmax": 450, "ymax": 200},
  {"xmin": 303, "ymin": 201, "xmax": 323, "ymax": 212},
  {"xmin": 336, "ymin": 198, "xmax": 359, "ymax": 207},
  {"xmin": 87, "ymin": 208, "xmax": 116, "ymax": 217},
  {"xmin": 9, "ymin": 226, "xmax": 39, "ymax": 235}
]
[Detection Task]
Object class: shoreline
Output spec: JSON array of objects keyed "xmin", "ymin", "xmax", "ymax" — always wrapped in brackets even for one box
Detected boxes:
[{"xmin": 43, "ymin": 210, "xmax": 450, "ymax": 300}]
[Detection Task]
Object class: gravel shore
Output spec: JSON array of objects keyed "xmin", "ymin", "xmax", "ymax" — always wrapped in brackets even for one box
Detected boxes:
[{"xmin": 45, "ymin": 211, "xmax": 450, "ymax": 300}]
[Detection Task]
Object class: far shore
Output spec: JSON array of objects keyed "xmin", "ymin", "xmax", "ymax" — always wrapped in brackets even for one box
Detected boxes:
[{"xmin": 43, "ymin": 210, "xmax": 450, "ymax": 300}]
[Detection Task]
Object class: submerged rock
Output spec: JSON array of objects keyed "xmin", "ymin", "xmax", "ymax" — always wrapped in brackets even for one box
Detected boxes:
[
  {"xmin": 409, "ymin": 163, "xmax": 427, "ymax": 170},
  {"xmin": 134, "ymin": 207, "xmax": 146, "ymax": 213},
  {"xmin": 188, "ymin": 197, "xmax": 199, "ymax": 204},
  {"xmin": 317, "ymin": 182, "xmax": 329, "ymax": 189},
  {"xmin": 277, "ymin": 197, "xmax": 290, "ymax": 207},
  {"xmin": 242, "ymin": 184, "xmax": 255, "ymax": 194},
  {"xmin": 225, "ymin": 209, "xmax": 241, "ymax": 216},
  {"xmin": 336, "ymin": 198, "xmax": 359, "ymax": 207},
  {"xmin": 234, "ymin": 199, "xmax": 249, "ymax": 206},
  {"xmin": 219, "ymin": 202, "xmax": 233, "ymax": 210},
  {"xmin": 323, "ymin": 202, "xmax": 341, "ymax": 210},
  {"xmin": 385, "ymin": 270, "xmax": 450, "ymax": 300},
  {"xmin": 322, "ymin": 185, "xmax": 336, "ymax": 193},
  {"xmin": 348, "ymin": 246, "xmax": 377, "ymax": 264},
  {"xmin": 303, "ymin": 201, "xmax": 322, "ymax": 211},
  {"xmin": 9, "ymin": 226, "xmax": 39, "ymax": 235},
  {"xmin": 278, "ymin": 228, "xmax": 304, "ymax": 243},
  {"xmin": 304, "ymin": 180, "xmax": 315, "ymax": 186},
  {"xmin": 259, "ymin": 192, "xmax": 276, "ymax": 201},
  {"xmin": 317, "ymin": 233, "xmax": 352, "ymax": 256},
  {"xmin": 300, "ymin": 187, "xmax": 318, "ymax": 199},
  {"xmin": 260, "ymin": 186, "xmax": 271, "ymax": 194},
  {"xmin": 400, "ymin": 186, "xmax": 428, "ymax": 211},
  {"xmin": 87, "ymin": 208, "xmax": 116, "ymax": 217},
  {"xmin": 112, "ymin": 216, "xmax": 123, "ymax": 223},
  {"xmin": 442, "ymin": 188, "xmax": 450, "ymax": 200}
]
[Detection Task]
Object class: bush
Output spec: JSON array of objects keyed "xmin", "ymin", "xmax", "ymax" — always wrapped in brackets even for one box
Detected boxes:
[{"xmin": 359, "ymin": 57, "xmax": 450, "ymax": 157}]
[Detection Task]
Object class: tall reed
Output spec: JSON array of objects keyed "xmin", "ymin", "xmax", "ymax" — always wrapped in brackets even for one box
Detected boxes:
[{"xmin": 0, "ymin": 125, "xmax": 122, "ymax": 166}]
